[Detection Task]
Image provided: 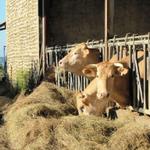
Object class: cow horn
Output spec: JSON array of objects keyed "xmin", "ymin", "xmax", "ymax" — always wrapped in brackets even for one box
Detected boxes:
[{"xmin": 113, "ymin": 62, "xmax": 123, "ymax": 68}]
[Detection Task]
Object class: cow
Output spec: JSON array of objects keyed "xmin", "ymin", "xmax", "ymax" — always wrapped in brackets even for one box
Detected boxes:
[
  {"xmin": 82, "ymin": 61, "xmax": 131, "ymax": 107},
  {"xmin": 58, "ymin": 43, "xmax": 102, "ymax": 76},
  {"xmin": 76, "ymin": 78, "xmax": 119, "ymax": 118},
  {"xmin": 82, "ymin": 50, "xmax": 145, "ymax": 106}
]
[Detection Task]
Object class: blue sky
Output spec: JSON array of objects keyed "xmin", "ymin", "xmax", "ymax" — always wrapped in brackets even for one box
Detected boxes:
[{"xmin": 0, "ymin": 0, "xmax": 6, "ymax": 57}]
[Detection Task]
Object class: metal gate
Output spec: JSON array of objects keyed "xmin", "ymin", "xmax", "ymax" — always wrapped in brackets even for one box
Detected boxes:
[
  {"xmin": 46, "ymin": 33, "xmax": 150, "ymax": 114},
  {"xmin": 46, "ymin": 40, "xmax": 103, "ymax": 91}
]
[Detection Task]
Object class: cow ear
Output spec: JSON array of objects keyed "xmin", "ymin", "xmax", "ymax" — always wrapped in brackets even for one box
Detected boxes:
[
  {"xmin": 83, "ymin": 49, "xmax": 90, "ymax": 57},
  {"xmin": 118, "ymin": 67, "xmax": 128, "ymax": 76},
  {"xmin": 113, "ymin": 63, "xmax": 128, "ymax": 76},
  {"xmin": 80, "ymin": 43, "xmax": 89, "ymax": 56},
  {"xmin": 82, "ymin": 64, "xmax": 97, "ymax": 77},
  {"xmin": 79, "ymin": 43, "xmax": 87, "ymax": 49}
]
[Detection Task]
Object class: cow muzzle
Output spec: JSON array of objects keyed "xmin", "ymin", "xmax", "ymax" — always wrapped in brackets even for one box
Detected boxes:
[{"xmin": 59, "ymin": 60, "xmax": 65, "ymax": 67}]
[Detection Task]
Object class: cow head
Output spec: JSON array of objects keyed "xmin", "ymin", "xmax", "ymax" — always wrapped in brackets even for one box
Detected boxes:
[
  {"xmin": 82, "ymin": 61, "xmax": 129, "ymax": 99},
  {"xmin": 59, "ymin": 43, "xmax": 98, "ymax": 75},
  {"xmin": 59, "ymin": 43, "xmax": 89, "ymax": 70}
]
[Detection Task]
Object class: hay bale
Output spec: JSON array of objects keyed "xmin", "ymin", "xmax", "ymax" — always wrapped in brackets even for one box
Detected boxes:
[
  {"xmin": 54, "ymin": 116, "xmax": 120, "ymax": 150},
  {"xmin": 105, "ymin": 121, "xmax": 150, "ymax": 150},
  {"xmin": 0, "ymin": 126, "xmax": 10, "ymax": 150},
  {"xmin": 4, "ymin": 82, "xmax": 150, "ymax": 150},
  {"xmin": 5, "ymin": 82, "xmax": 77, "ymax": 149}
]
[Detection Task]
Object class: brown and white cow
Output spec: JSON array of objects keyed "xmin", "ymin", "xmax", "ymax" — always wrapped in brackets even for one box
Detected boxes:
[
  {"xmin": 76, "ymin": 78, "xmax": 119, "ymax": 116},
  {"xmin": 82, "ymin": 61, "xmax": 131, "ymax": 107},
  {"xmin": 82, "ymin": 50, "xmax": 145, "ymax": 106},
  {"xmin": 59, "ymin": 43, "xmax": 102, "ymax": 76}
]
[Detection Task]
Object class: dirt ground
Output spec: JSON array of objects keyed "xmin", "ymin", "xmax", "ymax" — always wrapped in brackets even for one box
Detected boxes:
[{"xmin": 0, "ymin": 81, "xmax": 150, "ymax": 150}]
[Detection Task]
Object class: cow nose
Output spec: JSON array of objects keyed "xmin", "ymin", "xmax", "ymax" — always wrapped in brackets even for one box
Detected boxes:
[
  {"xmin": 59, "ymin": 60, "xmax": 63, "ymax": 66},
  {"xmin": 97, "ymin": 92, "xmax": 109, "ymax": 99}
]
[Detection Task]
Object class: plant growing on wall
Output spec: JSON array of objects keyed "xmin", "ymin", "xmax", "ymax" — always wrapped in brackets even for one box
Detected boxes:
[
  {"xmin": 16, "ymin": 68, "xmax": 38, "ymax": 92},
  {"xmin": 16, "ymin": 70, "xmax": 30, "ymax": 91}
]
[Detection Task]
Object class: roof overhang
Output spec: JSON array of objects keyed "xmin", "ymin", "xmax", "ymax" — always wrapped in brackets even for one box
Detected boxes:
[{"xmin": 0, "ymin": 22, "xmax": 6, "ymax": 31}]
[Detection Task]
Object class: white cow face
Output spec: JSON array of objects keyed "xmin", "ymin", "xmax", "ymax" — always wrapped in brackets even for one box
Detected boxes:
[
  {"xmin": 82, "ymin": 62, "xmax": 129, "ymax": 99},
  {"xmin": 58, "ymin": 43, "xmax": 90, "ymax": 72}
]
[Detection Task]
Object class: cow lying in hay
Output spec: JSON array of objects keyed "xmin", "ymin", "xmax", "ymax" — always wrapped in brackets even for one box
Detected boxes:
[
  {"xmin": 81, "ymin": 50, "xmax": 145, "ymax": 116},
  {"xmin": 76, "ymin": 78, "xmax": 120, "ymax": 119},
  {"xmin": 81, "ymin": 61, "xmax": 130, "ymax": 107}
]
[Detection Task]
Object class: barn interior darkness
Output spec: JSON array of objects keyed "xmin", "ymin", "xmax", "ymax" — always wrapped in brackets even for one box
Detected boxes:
[{"xmin": 39, "ymin": 0, "xmax": 150, "ymax": 47}]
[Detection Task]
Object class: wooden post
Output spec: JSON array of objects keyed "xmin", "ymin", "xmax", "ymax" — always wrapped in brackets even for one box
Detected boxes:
[
  {"xmin": 148, "ymin": 33, "xmax": 150, "ymax": 110},
  {"xmin": 109, "ymin": 0, "xmax": 114, "ymax": 36},
  {"xmin": 104, "ymin": 0, "xmax": 108, "ymax": 61},
  {"xmin": 42, "ymin": 0, "xmax": 46, "ymax": 77}
]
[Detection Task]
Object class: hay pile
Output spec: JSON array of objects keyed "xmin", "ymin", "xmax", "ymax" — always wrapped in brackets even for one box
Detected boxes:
[{"xmin": 3, "ymin": 82, "xmax": 150, "ymax": 150}]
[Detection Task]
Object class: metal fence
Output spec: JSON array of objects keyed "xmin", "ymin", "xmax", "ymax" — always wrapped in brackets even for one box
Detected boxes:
[{"xmin": 46, "ymin": 33, "xmax": 150, "ymax": 114}]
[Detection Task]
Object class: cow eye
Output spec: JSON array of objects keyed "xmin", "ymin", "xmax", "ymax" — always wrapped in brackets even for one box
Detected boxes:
[
  {"xmin": 82, "ymin": 94, "xmax": 85, "ymax": 98},
  {"xmin": 74, "ymin": 52, "xmax": 78, "ymax": 55},
  {"xmin": 96, "ymin": 75, "xmax": 99, "ymax": 78}
]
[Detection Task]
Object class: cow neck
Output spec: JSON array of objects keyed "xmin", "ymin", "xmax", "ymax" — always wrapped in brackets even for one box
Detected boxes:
[{"xmin": 109, "ymin": 93, "xmax": 129, "ymax": 108}]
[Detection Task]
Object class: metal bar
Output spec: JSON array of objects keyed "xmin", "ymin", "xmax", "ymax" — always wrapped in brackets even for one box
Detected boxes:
[
  {"xmin": 46, "ymin": 40, "xmax": 150, "ymax": 54},
  {"xmin": 132, "ymin": 43, "xmax": 144, "ymax": 104},
  {"xmin": 129, "ymin": 45, "xmax": 132, "ymax": 68},
  {"xmin": 143, "ymin": 44, "xmax": 147, "ymax": 109}
]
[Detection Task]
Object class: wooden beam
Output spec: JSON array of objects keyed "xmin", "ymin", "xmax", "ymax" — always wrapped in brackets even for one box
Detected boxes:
[
  {"xmin": 104, "ymin": 0, "xmax": 108, "ymax": 61},
  {"xmin": 109, "ymin": 0, "xmax": 114, "ymax": 36},
  {"xmin": 42, "ymin": 0, "xmax": 46, "ymax": 77}
]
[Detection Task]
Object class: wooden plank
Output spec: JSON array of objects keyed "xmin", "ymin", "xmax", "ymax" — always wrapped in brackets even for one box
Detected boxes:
[
  {"xmin": 109, "ymin": 0, "xmax": 114, "ymax": 35},
  {"xmin": 42, "ymin": 0, "xmax": 46, "ymax": 77},
  {"xmin": 148, "ymin": 34, "xmax": 150, "ymax": 110},
  {"xmin": 104, "ymin": 0, "xmax": 108, "ymax": 61}
]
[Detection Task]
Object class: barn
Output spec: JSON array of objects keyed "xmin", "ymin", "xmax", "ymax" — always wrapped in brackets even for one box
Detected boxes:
[{"xmin": 6, "ymin": 0, "xmax": 150, "ymax": 113}]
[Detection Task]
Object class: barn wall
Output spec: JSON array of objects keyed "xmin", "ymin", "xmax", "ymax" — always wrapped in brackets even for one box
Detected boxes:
[
  {"xmin": 6, "ymin": 0, "xmax": 39, "ymax": 88},
  {"xmin": 114, "ymin": 0, "xmax": 150, "ymax": 36},
  {"xmin": 46, "ymin": 0, "xmax": 150, "ymax": 46},
  {"xmin": 46, "ymin": 0, "xmax": 104, "ymax": 46}
]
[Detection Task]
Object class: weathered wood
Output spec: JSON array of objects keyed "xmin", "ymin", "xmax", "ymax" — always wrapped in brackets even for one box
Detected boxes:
[{"xmin": 104, "ymin": 0, "xmax": 108, "ymax": 61}]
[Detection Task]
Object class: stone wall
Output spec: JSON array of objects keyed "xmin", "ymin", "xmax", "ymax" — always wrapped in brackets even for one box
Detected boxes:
[{"xmin": 6, "ymin": 0, "xmax": 39, "ymax": 88}]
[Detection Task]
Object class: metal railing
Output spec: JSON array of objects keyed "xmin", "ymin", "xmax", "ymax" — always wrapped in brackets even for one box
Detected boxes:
[{"xmin": 46, "ymin": 33, "xmax": 150, "ymax": 114}]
